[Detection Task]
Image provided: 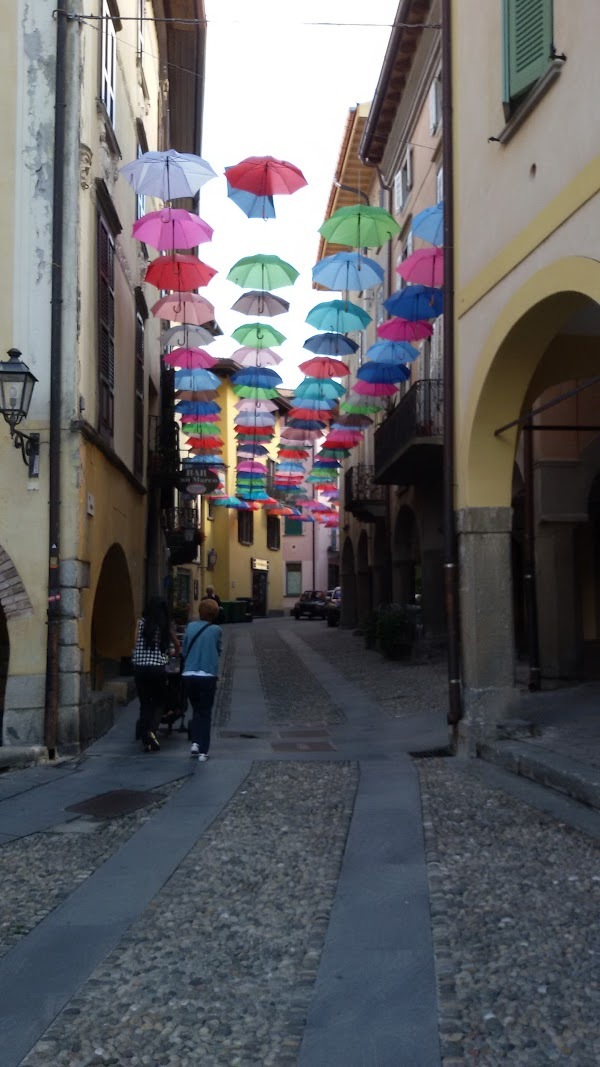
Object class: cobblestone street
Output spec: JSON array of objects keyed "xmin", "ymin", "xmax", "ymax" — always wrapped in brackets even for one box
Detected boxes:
[{"xmin": 1, "ymin": 617, "xmax": 599, "ymax": 1066}]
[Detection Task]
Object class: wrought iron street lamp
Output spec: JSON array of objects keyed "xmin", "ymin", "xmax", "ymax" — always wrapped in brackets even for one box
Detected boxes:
[{"xmin": 0, "ymin": 348, "xmax": 40, "ymax": 476}]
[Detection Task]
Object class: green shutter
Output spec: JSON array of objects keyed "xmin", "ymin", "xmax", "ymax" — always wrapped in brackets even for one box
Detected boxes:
[{"xmin": 503, "ymin": 0, "xmax": 553, "ymax": 106}]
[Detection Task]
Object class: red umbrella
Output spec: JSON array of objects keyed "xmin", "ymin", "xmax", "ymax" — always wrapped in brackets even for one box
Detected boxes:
[
  {"xmin": 377, "ymin": 317, "xmax": 433, "ymax": 342},
  {"xmin": 225, "ymin": 155, "xmax": 307, "ymax": 196},
  {"xmin": 145, "ymin": 254, "xmax": 217, "ymax": 290},
  {"xmin": 186, "ymin": 436, "xmax": 224, "ymax": 449},
  {"xmin": 298, "ymin": 356, "xmax": 350, "ymax": 378},
  {"xmin": 289, "ymin": 407, "xmax": 333, "ymax": 421},
  {"xmin": 278, "ymin": 448, "xmax": 310, "ymax": 459}
]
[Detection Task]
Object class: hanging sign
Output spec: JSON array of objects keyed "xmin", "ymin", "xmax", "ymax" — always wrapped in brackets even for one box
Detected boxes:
[{"xmin": 179, "ymin": 463, "xmax": 221, "ymax": 495}]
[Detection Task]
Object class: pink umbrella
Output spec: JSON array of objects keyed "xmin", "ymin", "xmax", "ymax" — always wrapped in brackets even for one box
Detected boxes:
[
  {"xmin": 237, "ymin": 461, "xmax": 267, "ymax": 473},
  {"xmin": 181, "ymin": 413, "xmax": 221, "ymax": 424},
  {"xmin": 281, "ymin": 427, "xmax": 322, "ymax": 441},
  {"xmin": 396, "ymin": 247, "xmax": 444, "ymax": 287},
  {"xmin": 132, "ymin": 208, "xmax": 213, "ymax": 250},
  {"xmin": 151, "ymin": 292, "xmax": 215, "ymax": 326},
  {"xmin": 377, "ymin": 317, "xmax": 433, "ymax": 342},
  {"xmin": 162, "ymin": 347, "xmax": 216, "ymax": 369},
  {"xmin": 353, "ymin": 380, "xmax": 398, "ymax": 397},
  {"xmin": 232, "ymin": 346, "xmax": 283, "ymax": 367}
]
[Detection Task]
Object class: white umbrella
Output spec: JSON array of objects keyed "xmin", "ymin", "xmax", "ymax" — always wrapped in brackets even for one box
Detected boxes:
[
  {"xmin": 162, "ymin": 325, "xmax": 215, "ymax": 348},
  {"xmin": 231, "ymin": 346, "xmax": 282, "ymax": 367},
  {"xmin": 120, "ymin": 149, "xmax": 216, "ymax": 201}
]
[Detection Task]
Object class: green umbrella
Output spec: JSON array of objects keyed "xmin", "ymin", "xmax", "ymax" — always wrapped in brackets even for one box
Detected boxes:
[
  {"xmin": 227, "ymin": 254, "xmax": 299, "ymax": 290},
  {"xmin": 319, "ymin": 204, "xmax": 400, "ymax": 249},
  {"xmin": 231, "ymin": 322, "xmax": 286, "ymax": 348},
  {"xmin": 339, "ymin": 399, "xmax": 382, "ymax": 415}
]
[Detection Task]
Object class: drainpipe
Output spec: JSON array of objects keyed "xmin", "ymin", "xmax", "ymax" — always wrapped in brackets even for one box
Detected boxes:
[
  {"xmin": 523, "ymin": 426, "xmax": 541, "ymax": 690},
  {"xmin": 44, "ymin": 3, "xmax": 68, "ymax": 756},
  {"xmin": 441, "ymin": 0, "xmax": 463, "ymax": 727}
]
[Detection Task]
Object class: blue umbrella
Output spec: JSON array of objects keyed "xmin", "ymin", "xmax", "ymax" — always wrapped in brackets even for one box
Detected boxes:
[
  {"xmin": 312, "ymin": 251, "xmax": 385, "ymax": 292},
  {"xmin": 175, "ymin": 400, "xmax": 220, "ymax": 415},
  {"xmin": 357, "ymin": 362, "xmax": 410, "ymax": 384},
  {"xmin": 237, "ymin": 444, "xmax": 269, "ymax": 456},
  {"xmin": 227, "ymin": 181, "xmax": 276, "ymax": 219},
  {"xmin": 231, "ymin": 367, "xmax": 283, "ymax": 388},
  {"xmin": 286, "ymin": 417, "xmax": 327, "ymax": 431},
  {"xmin": 303, "ymin": 332, "xmax": 358, "ymax": 356},
  {"xmin": 174, "ymin": 368, "xmax": 220, "ymax": 390},
  {"xmin": 384, "ymin": 285, "xmax": 443, "ymax": 321},
  {"xmin": 306, "ymin": 300, "xmax": 371, "ymax": 333},
  {"xmin": 411, "ymin": 203, "xmax": 443, "ymax": 246},
  {"xmin": 365, "ymin": 339, "xmax": 419, "ymax": 363}
]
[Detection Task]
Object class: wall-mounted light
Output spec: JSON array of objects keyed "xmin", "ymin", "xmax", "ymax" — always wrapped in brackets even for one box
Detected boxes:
[
  {"xmin": 0, "ymin": 348, "xmax": 40, "ymax": 477},
  {"xmin": 206, "ymin": 547, "xmax": 217, "ymax": 570}
]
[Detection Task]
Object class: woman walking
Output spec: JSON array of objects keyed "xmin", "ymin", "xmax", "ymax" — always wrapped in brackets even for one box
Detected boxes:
[
  {"xmin": 181, "ymin": 598, "xmax": 222, "ymax": 761},
  {"xmin": 132, "ymin": 597, "xmax": 178, "ymax": 752}
]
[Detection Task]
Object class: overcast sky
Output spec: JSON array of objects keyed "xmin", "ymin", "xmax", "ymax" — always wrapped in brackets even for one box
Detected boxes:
[{"xmin": 199, "ymin": 1, "xmax": 398, "ymax": 387}]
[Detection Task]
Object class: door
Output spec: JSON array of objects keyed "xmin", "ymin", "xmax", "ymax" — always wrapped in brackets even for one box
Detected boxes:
[{"xmin": 252, "ymin": 570, "xmax": 268, "ymax": 617}]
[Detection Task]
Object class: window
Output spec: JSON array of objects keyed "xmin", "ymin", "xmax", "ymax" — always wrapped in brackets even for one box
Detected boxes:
[
  {"xmin": 284, "ymin": 517, "xmax": 303, "ymax": 537},
  {"xmin": 133, "ymin": 311, "xmax": 144, "ymax": 479},
  {"xmin": 286, "ymin": 562, "xmax": 302, "ymax": 597},
  {"xmin": 101, "ymin": 0, "xmax": 117, "ymax": 127},
  {"xmin": 266, "ymin": 515, "xmax": 280, "ymax": 551},
  {"xmin": 266, "ymin": 458, "xmax": 276, "ymax": 496},
  {"xmin": 436, "ymin": 166, "xmax": 444, "ymax": 204},
  {"xmin": 393, "ymin": 147, "xmax": 413, "ymax": 215},
  {"xmin": 97, "ymin": 215, "xmax": 115, "ymax": 441},
  {"xmin": 238, "ymin": 510, "xmax": 254, "ymax": 545},
  {"xmin": 136, "ymin": 142, "xmax": 146, "ymax": 221},
  {"xmin": 396, "ymin": 232, "xmax": 414, "ymax": 290},
  {"xmin": 137, "ymin": 0, "xmax": 145, "ymax": 58},
  {"xmin": 429, "ymin": 72, "xmax": 442, "ymax": 134},
  {"xmin": 503, "ymin": 0, "xmax": 553, "ymax": 115}
]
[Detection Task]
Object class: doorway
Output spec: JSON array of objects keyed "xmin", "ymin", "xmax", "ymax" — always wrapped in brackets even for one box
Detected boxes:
[{"xmin": 252, "ymin": 569, "xmax": 268, "ymax": 617}]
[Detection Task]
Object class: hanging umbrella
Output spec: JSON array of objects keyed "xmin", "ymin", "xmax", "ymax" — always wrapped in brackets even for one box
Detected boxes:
[
  {"xmin": 298, "ymin": 356, "xmax": 350, "ymax": 378},
  {"xmin": 288, "ymin": 408, "xmax": 333, "ymax": 421},
  {"xmin": 234, "ymin": 413, "xmax": 276, "ymax": 428},
  {"xmin": 305, "ymin": 300, "xmax": 371, "ymax": 333},
  {"xmin": 384, "ymin": 285, "xmax": 443, "ymax": 321},
  {"xmin": 225, "ymin": 155, "xmax": 307, "ymax": 196},
  {"xmin": 231, "ymin": 367, "xmax": 283, "ymax": 388},
  {"xmin": 335, "ymin": 413, "xmax": 373, "ymax": 428},
  {"xmin": 231, "ymin": 322, "xmax": 286, "ymax": 348},
  {"xmin": 233, "ymin": 385, "xmax": 280, "ymax": 400},
  {"xmin": 181, "ymin": 414, "xmax": 221, "ymax": 427},
  {"xmin": 176, "ymin": 389, "xmax": 219, "ymax": 403},
  {"xmin": 237, "ymin": 461, "xmax": 267, "ymax": 474},
  {"xmin": 302, "ymin": 333, "xmax": 358, "ymax": 356},
  {"xmin": 353, "ymin": 380, "xmax": 398, "ymax": 397},
  {"xmin": 227, "ymin": 181, "xmax": 276, "ymax": 220},
  {"xmin": 339, "ymin": 399, "xmax": 382, "ymax": 415},
  {"xmin": 212, "ymin": 496, "xmax": 248, "ymax": 509},
  {"xmin": 186, "ymin": 436, "xmax": 224, "ymax": 450},
  {"xmin": 281, "ymin": 427, "xmax": 321, "ymax": 441},
  {"xmin": 312, "ymin": 251, "xmax": 385, "ymax": 291},
  {"xmin": 227, "ymin": 254, "xmax": 299, "ymax": 291},
  {"xmin": 235, "ymin": 399, "xmax": 278, "ymax": 412},
  {"xmin": 174, "ymin": 368, "xmax": 220, "ymax": 391},
  {"xmin": 162, "ymin": 347, "xmax": 216, "ymax": 369},
  {"xmin": 278, "ymin": 448, "xmax": 309, "ymax": 459},
  {"xmin": 365, "ymin": 340, "xmax": 419, "ymax": 364},
  {"xmin": 411, "ymin": 202, "xmax": 444, "ymax": 246},
  {"xmin": 397, "ymin": 247, "xmax": 444, "ymax": 287},
  {"xmin": 152, "ymin": 292, "xmax": 215, "ymax": 326},
  {"xmin": 357, "ymin": 362, "xmax": 410, "ymax": 384},
  {"xmin": 145, "ymin": 254, "xmax": 217, "ymax": 291},
  {"xmin": 377, "ymin": 318, "xmax": 433, "ymax": 342},
  {"xmin": 231, "ymin": 291, "xmax": 290, "ymax": 317},
  {"xmin": 232, "ymin": 346, "xmax": 282, "ymax": 368},
  {"xmin": 237, "ymin": 444, "xmax": 269, "ymax": 457},
  {"xmin": 162, "ymin": 324, "xmax": 215, "ymax": 348},
  {"xmin": 175, "ymin": 399, "xmax": 220, "ymax": 415},
  {"xmin": 181, "ymin": 421, "xmax": 222, "ymax": 436},
  {"xmin": 295, "ymin": 377, "xmax": 345, "ymax": 399},
  {"xmin": 286, "ymin": 417, "xmax": 327, "ymax": 431},
  {"xmin": 120, "ymin": 149, "xmax": 216, "ymax": 200},
  {"xmin": 319, "ymin": 204, "xmax": 400, "ymax": 248},
  {"xmin": 132, "ymin": 208, "xmax": 213, "ymax": 250}
]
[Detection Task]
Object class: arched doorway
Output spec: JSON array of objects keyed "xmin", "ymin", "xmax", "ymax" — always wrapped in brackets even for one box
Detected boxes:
[
  {"xmin": 356, "ymin": 530, "xmax": 371, "ymax": 624},
  {"xmin": 392, "ymin": 506, "xmax": 419, "ymax": 606},
  {"xmin": 341, "ymin": 536, "xmax": 357, "ymax": 627},
  {"xmin": 91, "ymin": 544, "xmax": 135, "ymax": 690}
]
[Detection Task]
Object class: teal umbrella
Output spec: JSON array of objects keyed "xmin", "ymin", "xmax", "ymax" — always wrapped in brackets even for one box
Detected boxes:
[
  {"xmin": 227, "ymin": 254, "xmax": 299, "ymax": 290},
  {"xmin": 306, "ymin": 299, "xmax": 371, "ymax": 333}
]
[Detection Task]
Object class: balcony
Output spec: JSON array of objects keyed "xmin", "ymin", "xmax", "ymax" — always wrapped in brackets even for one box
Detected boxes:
[
  {"xmin": 344, "ymin": 464, "xmax": 387, "ymax": 522},
  {"xmin": 374, "ymin": 379, "xmax": 443, "ymax": 487},
  {"xmin": 148, "ymin": 415, "xmax": 180, "ymax": 489},
  {"xmin": 160, "ymin": 506, "xmax": 202, "ymax": 565}
]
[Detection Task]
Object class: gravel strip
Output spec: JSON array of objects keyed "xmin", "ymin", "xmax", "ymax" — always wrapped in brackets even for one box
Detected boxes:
[
  {"xmin": 298, "ymin": 622, "xmax": 448, "ymax": 719},
  {"xmin": 253, "ymin": 625, "xmax": 343, "ymax": 724},
  {"xmin": 418, "ymin": 758, "xmax": 600, "ymax": 1066},
  {"xmin": 213, "ymin": 629, "xmax": 235, "ymax": 729},
  {"xmin": 21, "ymin": 761, "xmax": 358, "ymax": 1067},
  {"xmin": 0, "ymin": 778, "xmax": 185, "ymax": 961}
]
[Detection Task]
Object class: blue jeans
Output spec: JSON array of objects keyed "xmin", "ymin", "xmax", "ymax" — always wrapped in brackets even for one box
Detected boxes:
[{"xmin": 184, "ymin": 676, "xmax": 217, "ymax": 753}]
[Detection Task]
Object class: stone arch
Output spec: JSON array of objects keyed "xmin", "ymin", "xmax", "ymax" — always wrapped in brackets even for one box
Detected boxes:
[
  {"xmin": 392, "ymin": 505, "xmax": 420, "ymax": 605},
  {"xmin": 372, "ymin": 520, "xmax": 391, "ymax": 609},
  {"xmin": 461, "ymin": 256, "xmax": 600, "ymax": 509},
  {"xmin": 90, "ymin": 543, "xmax": 135, "ymax": 689},
  {"xmin": 0, "ymin": 546, "xmax": 33, "ymax": 620},
  {"xmin": 340, "ymin": 536, "xmax": 357, "ymax": 627},
  {"xmin": 356, "ymin": 530, "xmax": 371, "ymax": 624}
]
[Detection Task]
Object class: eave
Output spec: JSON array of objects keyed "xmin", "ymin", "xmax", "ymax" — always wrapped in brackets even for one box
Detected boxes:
[{"xmin": 315, "ymin": 104, "xmax": 373, "ymax": 267}]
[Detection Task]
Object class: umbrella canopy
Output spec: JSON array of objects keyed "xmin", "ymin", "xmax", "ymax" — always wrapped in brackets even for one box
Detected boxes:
[
  {"xmin": 233, "ymin": 384, "xmax": 280, "ymax": 400},
  {"xmin": 231, "ymin": 367, "xmax": 283, "ymax": 388},
  {"xmin": 185, "ymin": 435, "xmax": 224, "ymax": 450},
  {"xmin": 227, "ymin": 254, "xmax": 299, "ymax": 291},
  {"xmin": 176, "ymin": 389, "xmax": 219, "ymax": 403},
  {"xmin": 357, "ymin": 362, "xmax": 410, "ymax": 384},
  {"xmin": 411, "ymin": 202, "xmax": 444, "ymax": 246},
  {"xmin": 145, "ymin": 254, "xmax": 217, "ymax": 291},
  {"xmin": 377, "ymin": 318, "xmax": 433, "ymax": 342},
  {"xmin": 364, "ymin": 340, "xmax": 419, "ymax": 364},
  {"xmin": 175, "ymin": 400, "xmax": 220, "ymax": 415},
  {"xmin": 162, "ymin": 324, "xmax": 216, "ymax": 348},
  {"xmin": 231, "ymin": 291, "xmax": 290, "ymax": 317},
  {"xmin": 319, "ymin": 204, "xmax": 400, "ymax": 248},
  {"xmin": 234, "ymin": 412, "xmax": 276, "ymax": 428},
  {"xmin": 231, "ymin": 322, "xmax": 286, "ymax": 348},
  {"xmin": 335, "ymin": 413, "xmax": 373, "ymax": 428},
  {"xmin": 225, "ymin": 155, "xmax": 307, "ymax": 196},
  {"xmin": 353, "ymin": 380, "xmax": 398, "ymax": 397},
  {"xmin": 281, "ymin": 427, "xmax": 321, "ymax": 441},
  {"xmin": 339, "ymin": 400, "xmax": 382, "ymax": 416},
  {"xmin": 397, "ymin": 247, "xmax": 444, "ymax": 287},
  {"xmin": 312, "ymin": 251, "xmax": 385, "ymax": 291},
  {"xmin": 212, "ymin": 496, "xmax": 248, "ymax": 509},
  {"xmin": 302, "ymin": 333, "xmax": 358, "ymax": 357},
  {"xmin": 162, "ymin": 347, "xmax": 216, "ymax": 370},
  {"xmin": 384, "ymin": 285, "xmax": 443, "ymax": 321},
  {"xmin": 306, "ymin": 299, "xmax": 371, "ymax": 333},
  {"xmin": 132, "ymin": 208, "xmax": 213, "ymax": 250},
  {"xmin": 227, "ymin": 181, "xmax": 275, "ymax": 219},
  {"xmin": 286, "ymin": 417, "xmax": 327, "ymax": 431},
  {"xmin": 298, "ymin": 356, "xmax": 350, "ymax": 379},
  {"xmin": 295, "ymin": 377, "xmax": 345, "ymax": 399},
  {"xmin": 120, "ymin": 149, "xmax": 216, "ymax": 200},
  {"xmin": 232, "ymin": 346, "xmax": 282, "ymax": 368},
  {"xmin": 173, "ymin": 368, "xmax": 220, "ymax": 391},
  {"xmin": 152, "ymin": 292, "xmax": 215, "ymax": 326},
  {"xmin": 235, "ymin": 399, "xmax": 278, "ymax": 412},
  {"xmin": 278, "ymin": 448, "xmax": 309, "ymax": 459},
  {"xmin": 237, "ymin": 461, "xmax": 267, "ymax": 474}
]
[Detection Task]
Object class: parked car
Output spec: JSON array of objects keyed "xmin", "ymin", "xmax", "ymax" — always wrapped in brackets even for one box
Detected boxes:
[
  {"xmin": 326, "ymin": 586, "xmax": 341, "ymax": 627},
  {"xmin": 292, "ymin": 590, "xmax": 328, "ymax": 620}
]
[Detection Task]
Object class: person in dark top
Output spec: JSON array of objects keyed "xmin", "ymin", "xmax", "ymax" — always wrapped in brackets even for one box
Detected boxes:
[
  {"xmin": 205, "ymin": 585, "xmax": 221, "ymax": 606},
  {"xmin": 131, "ymin": 597, "xmax": 179, "ymax": 752}
]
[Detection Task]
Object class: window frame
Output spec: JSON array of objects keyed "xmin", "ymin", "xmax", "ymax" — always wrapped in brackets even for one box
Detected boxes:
[
  {"xmin": 285, "ymin": 561, "xmax": 302, "ymax": 597},
  {"xmin": 284, "ymin": 517, "xmax": 304, "ymax": 537},
  {"xmin": 237, "ymin": 509, "xmax": 254, "ymax": 546},
  {"xmin": 266, "ymin": 515, "xmax": 281, "ymax": 551},
  {"xmin": 502, "ymin": 0, "xmax": 553, "ymax": 117},
  {"xmin": 429, "ymin": 71, "xmax": 442, "ymax": 134},
  {"xmin": 97, "ymin": 214, "xmax": 116, "ymax": 442},
  {"xmin": 393, "ymin": 147, "xmax": 413, "ymax": 215},
  {"xmin": 100, "ymin": 0, "xmax": 117, "ymax": 128}
]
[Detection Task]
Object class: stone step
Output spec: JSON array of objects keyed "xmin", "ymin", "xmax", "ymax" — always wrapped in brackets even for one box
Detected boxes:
[
  {"xmin": 478, "ymin": 739, "xmax": 600, "ymax": 812},
  {"xmin": 0, "ymin": 746, "xmax": 47, "ymax": 771}
]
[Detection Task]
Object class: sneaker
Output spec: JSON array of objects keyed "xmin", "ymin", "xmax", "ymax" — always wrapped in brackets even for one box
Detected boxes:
[
  {"xmin": 145, "ymin": 731, "xmax": 160, "ymax": 752},
  {"xmin": 198, "ymin": 753, "xmax": 208, "ymax": 762},
  {"xmin": 190, "ymin": 743, "xmax": 200, "ymax": 755}
]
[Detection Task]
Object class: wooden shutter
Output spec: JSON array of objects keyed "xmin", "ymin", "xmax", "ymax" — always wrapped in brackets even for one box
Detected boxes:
[
  {"xmin": 134, "ymin": 312, "xmax": 144, "ymax": 478},
  {"xmin": 97, "ymin": 215, "xmax": 115, "ymax": 439},
  {"xmin": 503, "ymin": 0, "xmax": 553, "ymax": 105}
]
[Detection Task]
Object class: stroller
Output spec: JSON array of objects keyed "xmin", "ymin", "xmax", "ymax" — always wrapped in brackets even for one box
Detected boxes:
[{"xmin": 134, "ymin": 651, "xmax": 188, "ymax": 741}]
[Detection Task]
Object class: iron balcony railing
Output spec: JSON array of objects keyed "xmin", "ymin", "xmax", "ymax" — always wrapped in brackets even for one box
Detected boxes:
[
  {"xmin": 344, "ymin": 464, "xmax": 387, "ymax": 508},
  {"xmin": 374, "ymin": 379, "xmax": 443, "ymax": 465},
  {"xmin": 160, "ymin": 506, "xmax": 199, "ymax": 534}
]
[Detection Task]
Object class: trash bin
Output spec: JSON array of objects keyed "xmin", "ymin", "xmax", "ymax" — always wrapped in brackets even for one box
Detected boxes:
[
  {"xmin": 220, "ymin": 601, "xmax": 234, "ymax": 624},
  {"xmin": 231, "ymin": 600, "xmax": 246, "ymax": 623},
  {"xmin": 236, "ymin": 597, "xmax": 254, "ymax": 622}
]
